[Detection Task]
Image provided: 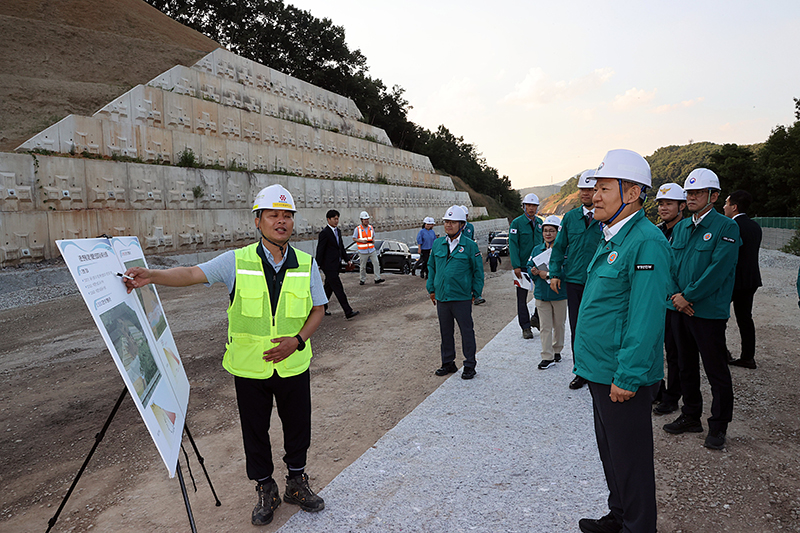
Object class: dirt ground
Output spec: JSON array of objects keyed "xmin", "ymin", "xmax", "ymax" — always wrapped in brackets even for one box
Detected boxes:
[{"xmin": 1, "ymin": 254, "xmax": 799, "ymax": 533}]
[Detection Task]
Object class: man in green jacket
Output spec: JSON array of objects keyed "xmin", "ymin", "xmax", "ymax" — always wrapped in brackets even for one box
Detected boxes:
[
  {"xmin": 663, "ymin": 169, "xmax": 740, "ymax": 451},
  {"xmin": 574, "ymin": 149, "xmax": 672, "ymax": 533},
  {"xmin": 428, "ymin": 205, "xmax": 485, "ymax": 380},
  {"xmin": 549, "ymin": 169, "xmax": 603, "ymax": 389},
  {"xmin": 509, "ymin": 193, "xmax": 543, "ymax": 338}
]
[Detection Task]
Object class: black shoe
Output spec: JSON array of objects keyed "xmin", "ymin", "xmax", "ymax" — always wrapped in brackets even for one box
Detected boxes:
[
  {"xmin": 522, "ymin": 328, "xmax": 533, "ymax": 339},
  {"xmin": 474, "ymin": 297, "xmax": 486, "ymax": 305},
  {"xmin": 374, "ymin": 279, "xmax": 385, "ymax": 284},
  {"xmin": 284, "ymin": 473, "xmax": 325, "ymax": 512},
  {"xmin": 435, "ymin": 362, "xmax": 458, "ymax": 376},
  {"xmin": 345, "ymin": 310, "xmax": 360, "ymax": 319},
  {"xmin": 704, "ymin": 430, "xmax": 727, "ymax": 450},
  {"xmin": 653, "ymin": 401, "xmax": 679, "ymax": 415},
  {"xmin": 359, "ymin": 280, "xmax": 365, "ymax": 285},
  {"xmin": 569, "ymin": 376, "xmax": 587, "ymax": 389},
  {"xmin": 578, "ymin": 511, "xmax": 622, "ymax": 533},
  {"xmin": 461, "ymin": 367, "xmax": 476, "ymax": 380},
  {"xmin": 554, "ymin": 353, "xmax": 562, "ymax": 362},
  {"xmin": 725, "ymin": 349, "xmax": 734, "ymax": 363},
  {"xmin": 252, "ymin": 478, "xmax": 281, "ymax": 526},
  {"xmin": 324, "ymin": 310, "xmax": 331, "ymax": 316},
  {"xmin": 729, "ymin": 358, "xmax": 757, "ymax": 369},
  {"xmin": 531, "ymin": 313, "xmax": 540, "ymax": 331},
  {"xmin": 538, "ymin": 359, "xmax": 556, "ymax": 370},
  {"xmin": 663, "ymin": 414, "xmax": 703, "ymax": 434}
]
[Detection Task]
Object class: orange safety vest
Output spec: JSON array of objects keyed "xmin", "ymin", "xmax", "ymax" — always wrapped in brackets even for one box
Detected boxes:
[{"xmin": 356, "ymin": 225, "xmax": 374, "ymax": 251}]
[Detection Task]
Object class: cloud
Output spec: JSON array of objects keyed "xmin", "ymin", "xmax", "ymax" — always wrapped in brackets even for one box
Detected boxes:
[
  {"xmin": 652, "ymin": 96, "xmax": 706, "ymax": 114},
  {"xmin": 612, "ymin": 88, "xmax": 657, "ymax": 111},
  {"xmin": 503, "ymin": 67, "xmax": 614, "ymax": 107}
]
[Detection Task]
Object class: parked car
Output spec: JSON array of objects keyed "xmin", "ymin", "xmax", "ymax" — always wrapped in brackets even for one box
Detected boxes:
[
  {"xmin": 408, "ymin": 245, "xmax": 421, "ymax": 265},
  {"xmin": 341, "ymin": 239, "xmax": 413, "ymax": 274},
  {"xmin": 488, "ymin": 236, "xmax": 509, "ymax": 256}
]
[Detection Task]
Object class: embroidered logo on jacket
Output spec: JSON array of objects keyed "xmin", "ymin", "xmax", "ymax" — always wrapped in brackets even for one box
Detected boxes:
[
  {"xmin": 607, "ymin": 251, "xmax": 618, "ymax": 264},
  {"xmin": 703, "ymin": 232, "xmax": 712, "ymax": 241}
]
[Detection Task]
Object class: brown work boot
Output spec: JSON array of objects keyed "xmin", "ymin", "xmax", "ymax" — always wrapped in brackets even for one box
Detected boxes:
[{"xmin": 284, "ymin": 473, "xmax": 325, "ymax": 512}]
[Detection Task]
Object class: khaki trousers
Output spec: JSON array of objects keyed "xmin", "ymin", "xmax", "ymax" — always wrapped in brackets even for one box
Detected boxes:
[{"xmin": 535, "ymin": 299, "xmax": 567, "ymax": 361}]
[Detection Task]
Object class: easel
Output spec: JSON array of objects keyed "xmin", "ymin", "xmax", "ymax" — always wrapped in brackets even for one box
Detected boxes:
[{"xmin": 45, "ymin": 387, "xmax": 221, "ymax": 532}]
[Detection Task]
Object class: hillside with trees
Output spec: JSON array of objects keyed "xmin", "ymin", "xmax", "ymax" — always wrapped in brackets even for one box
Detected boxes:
[{"xmin": 144, "ymin": 0, "xmax": 521, "ymax": 215}]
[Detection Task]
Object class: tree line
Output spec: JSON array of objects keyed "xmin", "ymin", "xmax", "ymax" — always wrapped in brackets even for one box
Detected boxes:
[{"xmin": 145, "ymin": 0, "xmax": 521, "ymax": 214}]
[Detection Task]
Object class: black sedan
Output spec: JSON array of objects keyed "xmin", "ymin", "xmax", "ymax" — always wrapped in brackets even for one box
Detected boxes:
[
  {"xmin": 488, "ymin": 236, "xmax": 509, "ymax": 256},
  {"xmin": 341, "ymin": 239, "xmax": 413, "ymax": 274}
]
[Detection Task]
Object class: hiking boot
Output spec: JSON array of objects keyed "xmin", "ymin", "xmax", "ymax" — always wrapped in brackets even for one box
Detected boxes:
[
  {"xmin": 663, "ymin": 414, "xmax": 703, "ymax": 434},
  {"xmin": 461, "ymin": 367, "xmax": 476, "ymax": 380},
  {"xmin": 554, "ymin": 353, "xmax": 562, "ymax": 362},
  {"xmin": 652, "ymin": 401, "xmax": 678, "ymax": 415},
  {"xmin": 252, "ymin": 478, "xmax": 281, "ymax": 526},
  {"xmin": 704, "ymin": 430, "xmax": 727, "ymax": 450},
  {"xmin": 538, "ymin": 359, "xmax": 556, "ymax": 370},
  {"xmin": 578, "ymin": 511, "xmax": 622, "ymax": 533},
  {"xmin": 284, "ymin": 473, "xmax": 325, "ymax": 512},
  {"xmin": 522, "ymin": 328, "xmax": 534, "ymax": 339},
  {"xmin": 435, "ymin": 362, "xmax": 458, "ymax": 376}
]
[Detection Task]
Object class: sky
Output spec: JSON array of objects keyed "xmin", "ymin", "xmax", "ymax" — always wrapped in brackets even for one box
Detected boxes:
[{"xmin": 287, "ymin": 0, "xmax": 800, "ymax": 189}]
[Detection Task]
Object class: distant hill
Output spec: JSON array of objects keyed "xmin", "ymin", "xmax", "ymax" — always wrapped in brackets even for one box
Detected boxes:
[
  {"xmin": 541, "ymin": 143, "xmax": 731, "ymax": 215},
  {"xmin": 518, "ymin": 179, "xmax": 569, "ymax": 204}
]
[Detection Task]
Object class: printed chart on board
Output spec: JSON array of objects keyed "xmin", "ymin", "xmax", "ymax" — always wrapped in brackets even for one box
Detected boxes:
[{"xmin": 56, "ymin": 237, "xmax": 190, "ymax": 477}]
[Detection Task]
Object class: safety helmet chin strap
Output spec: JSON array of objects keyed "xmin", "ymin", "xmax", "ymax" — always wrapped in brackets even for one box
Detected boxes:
[
  {"xmin": 256, "ymin": 211, "xmax": 291, "ymax": 256},
  {"xmin": 602, "ymin": 180, "xmax": 628, "ymax": 226}
]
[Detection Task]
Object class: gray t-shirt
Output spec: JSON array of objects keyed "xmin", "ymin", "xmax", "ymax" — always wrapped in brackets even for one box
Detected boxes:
[{"xmin": 197, "ymin": 243, "xmax": 328, "ymax": 306}]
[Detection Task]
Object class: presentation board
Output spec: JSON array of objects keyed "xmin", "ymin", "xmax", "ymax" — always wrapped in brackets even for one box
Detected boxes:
[{"xmin": 57, "ymin": 237, "xmax": 190, "ymax": 477}]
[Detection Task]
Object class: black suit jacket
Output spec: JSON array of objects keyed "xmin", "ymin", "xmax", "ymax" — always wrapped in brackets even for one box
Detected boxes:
[
  {"xmin": 316, "ymin": 226, "xmax": 348, "ymax": 272},
  {"xmin": 733, "ymin": 214, "xmax": 762, "ymax": 292}
]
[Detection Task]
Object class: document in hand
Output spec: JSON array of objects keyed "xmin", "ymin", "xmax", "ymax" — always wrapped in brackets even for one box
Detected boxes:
[
  {"xmin": 513, "ymin": 271, "xmax": 533, "ymax": 291},
  {"xmin": 531, "ymin": 247, "xmax": 552, "ymax": 271}
]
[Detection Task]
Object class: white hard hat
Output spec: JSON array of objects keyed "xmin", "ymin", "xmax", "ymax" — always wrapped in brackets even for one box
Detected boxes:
[
  {"xmin": 595, "ymin": 149, "xmax": 652, "ymax": 188},
  {"xmin": 683, "ymin": 168, "xmax": 720, "ymax": 191},
  {"xmin": 252, "ymin": 184, "xmax": 296, "ymax": 212},
  {"xmin": 542, "ymin": 215, "xmax": 562, "ymax": 229},
  {"xmin": 460, "ymin": 205, "xmax": 469, "ymax": 218},
  {"xmin": 656, "ymin": 183, "xmax": 686, "ymax": 201},
  {"xmin": 359, "ymin": 211, "xmax": 370, "ymax": 219},
  {"xmin": 423, "ymin": 216, "xmax": 435, "ymax": 224},
  {"xmin": 442, "ymin": 205, "xmax": 467, "ymax": 222},
  {"xmin": 577, "ymin": 169, "xmax": 597, "ymax": 189},
  {"xmin": 522, "ymin": 193, "xmax": 540, "ymax": 205}
]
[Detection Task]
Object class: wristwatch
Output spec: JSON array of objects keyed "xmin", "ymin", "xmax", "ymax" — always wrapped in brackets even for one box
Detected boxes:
[{"xmin": 294, "ymin": 334, "xmax": 306, "ymax": 351}]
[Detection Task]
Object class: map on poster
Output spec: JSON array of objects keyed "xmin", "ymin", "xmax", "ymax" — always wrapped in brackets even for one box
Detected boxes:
[{"xmin": 56, "ymin": 237, "xmax": 190, "ymax": 477}]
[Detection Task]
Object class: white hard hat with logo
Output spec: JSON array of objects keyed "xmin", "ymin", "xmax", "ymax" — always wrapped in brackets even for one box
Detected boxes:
[
  {"xmin": 522, "ymin": 193, "xmax": 540, "ymax": 205},
  {"xmin": 252, "ymin": 184, "xmax": 296, "ymax": 212},
  {"xmin": 577, "ymin": 169, "xmax": 597, "ymax": 189},
  {"xmin": 359, "ymin": 211, "xmax": 370, "ymax": 219},
  {"xmin": 542, "ymin": 215, "xmax": 562, "ymax": 229},
  {"xmin": 683, "ymin": 168, "xmax": 720, "ymax": 191},
  {"xmin": 423, "ymin": 216, "xmax": 435, "ymax": 224},
  {"xmin": 595, "ymin": 149, "xmax": 652, "ymax": 188},
  {"xmin": 656, "ymin": 183, "xmax": 686, "ymax": 201},
  {"xmin": 442, "ymin": 205, "xmax": 467, "ymax": 222}
]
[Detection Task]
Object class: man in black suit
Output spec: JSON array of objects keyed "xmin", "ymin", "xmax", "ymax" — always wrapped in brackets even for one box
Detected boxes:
[
  {"xmin": 723, "ymin": 190, "xmax": 762, "ymax": 369},
  {"xmin": 316, "ymin": 210, "xmax": 359, "ymax": 319}
]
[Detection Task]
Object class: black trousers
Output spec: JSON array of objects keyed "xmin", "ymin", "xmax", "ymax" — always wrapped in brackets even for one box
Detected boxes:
[
  {"xmin": 660, "ymin": 310, "xmax": 683, "ymax": 405},
  {"xmin": 516, "ymin": 287, "xmax": 538, "ymax": 330},
  {"xmin": 731, "ymin": 287, "xmax": 757, "ymax": 361},
  {"xmin": 672, "ymin": 312, "xmax": 733, "ymax": 433},
  {"xmin": 419, "ymin": 248, "xmax": 431, "ymax": 278},
  {"xmin": 589, "ymin": 381, "xmax": 659, "ymax": 533},
  {"xmin": 234, "ymin": 371, "xmax": 311, "ymax": 481},
  {"xmin": 323, "ymin": 268, "xmax": 353, "ymax": 315},
  {"xmin": 437, "ymin": 300, "xmax": 476, "ymax": 368},
  {"xmin": 565, "ymin": 282, "xmax": 585, "ymax": 363}
]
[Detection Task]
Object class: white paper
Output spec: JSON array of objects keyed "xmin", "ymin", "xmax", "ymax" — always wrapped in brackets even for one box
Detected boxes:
[
  {"xmin": 531, "ymin": 247, "xmax": 552, "ymax": 271},
  {"xmin": 512, "ymin": 271, "xmax": 533, "ymax": 291}
]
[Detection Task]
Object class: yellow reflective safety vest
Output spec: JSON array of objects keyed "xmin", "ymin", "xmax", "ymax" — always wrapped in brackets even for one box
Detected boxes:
[{"xmin": 223, "ymin": 242, "xmax": 313, "ymax": 379}]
